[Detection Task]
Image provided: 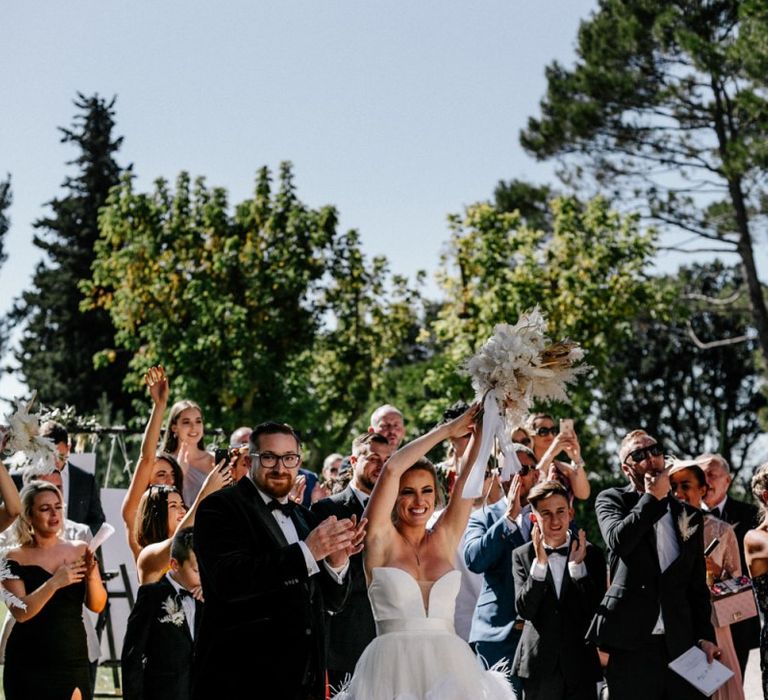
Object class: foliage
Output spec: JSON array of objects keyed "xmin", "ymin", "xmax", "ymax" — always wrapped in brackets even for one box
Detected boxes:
[
  {"xmin": 493, "ymin": 178, "xmax": 554, "ymax": 232},
  {"xmin": 602, "ymin": 261, "xmax": 766, "ymax": 486},
  {"xmin": 9, "ymin": 94, "xmax": 132, "ymax": 414},
  {"xmin": 420, "ymin": 195, "xmax": 670, "ymax": 450},
  {"xmin": 521, "ymin": 0, "xmax": 768, "ymax": 369},
  {"xmin": 83, "ymin": 162, "xmax": 422, "ymax": 466},
  {"xmin": 0, "ymin": 176, "xmax": 11, "ymax": 371},
  {"xmin": 0, "ymin": 175, "xmax": 9, "ymax": 269}
]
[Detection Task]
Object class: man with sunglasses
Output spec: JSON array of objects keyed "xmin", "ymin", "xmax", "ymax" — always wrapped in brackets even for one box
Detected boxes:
[
  {"xmin": 193, "ymin": 421, "xmax": 363, "ymax": 700},
  {"xmin": 587, "ymin": 430, "xmax": 719, "ymax": 700},
  {"xmin": 463, "ymin": 444, "xmax": 540, "ymax": 693}
]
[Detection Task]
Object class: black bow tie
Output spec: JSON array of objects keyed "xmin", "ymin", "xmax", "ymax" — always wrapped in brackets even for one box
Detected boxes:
[
  {"xmin": 544, "ymin": 545, "xmax": 570, "ymax": 557},
  {"xmin": 268, "ymin": 499, "xmax": 296, "ymax": 516},
  {"xmin": 176, "ymin": 588, "xmax": 192, "ymax": 600}
]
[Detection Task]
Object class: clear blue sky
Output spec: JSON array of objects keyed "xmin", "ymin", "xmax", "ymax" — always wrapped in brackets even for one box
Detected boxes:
[{"xmin": 1, "ymin": 0, "xmax": 758, "ymax": 407}]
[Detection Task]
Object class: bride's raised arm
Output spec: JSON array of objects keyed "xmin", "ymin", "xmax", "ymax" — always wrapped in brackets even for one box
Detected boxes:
[
  {"xmin": 431, "ymin": 414, "xmax": 483, "ymax": 547},
  {"xmin": 363, "ymin": 404, "xmax": 479, "ymax": 557}
]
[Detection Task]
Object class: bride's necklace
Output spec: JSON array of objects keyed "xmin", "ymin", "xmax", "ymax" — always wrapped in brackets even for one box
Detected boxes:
[{"xmin": 402, "ymin": 531, "xmax": 428, "ymax": 567}]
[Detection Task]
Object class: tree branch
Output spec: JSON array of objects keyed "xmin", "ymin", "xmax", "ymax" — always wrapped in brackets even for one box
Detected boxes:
[{"xmin": 686, "ymin": 321, "xmax": 748, "ymax": 349}]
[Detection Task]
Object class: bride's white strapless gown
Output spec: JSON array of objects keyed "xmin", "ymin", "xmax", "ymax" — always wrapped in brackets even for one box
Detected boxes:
[{"xmin": 332, "ymin": 567, "xmax": 515, "ymax": 700}]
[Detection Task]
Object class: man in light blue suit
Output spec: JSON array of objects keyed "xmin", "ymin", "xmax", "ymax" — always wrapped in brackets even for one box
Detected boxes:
[{"xmin": 464, "ymin": 444, "xmax": 540, "ymax": 692}]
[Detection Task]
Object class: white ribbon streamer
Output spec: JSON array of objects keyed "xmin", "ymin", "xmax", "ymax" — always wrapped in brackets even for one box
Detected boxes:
[{"xmin": 462, "ymin": 392, "xmax": 502, "ymax": 499}]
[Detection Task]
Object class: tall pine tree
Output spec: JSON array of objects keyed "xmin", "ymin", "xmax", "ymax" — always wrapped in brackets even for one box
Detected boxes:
[{"xmin": 10, "ymin": 94, "xmax": 132, "ymax": 414}]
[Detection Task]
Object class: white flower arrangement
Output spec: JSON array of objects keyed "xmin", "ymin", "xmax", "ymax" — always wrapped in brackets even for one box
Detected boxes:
[
  {"xmin": 460, "ymin": 308, "xmax": 589, "ymax": 498},
  {"xmin": 677, "ymin": 510, "xmax": 699, "ymax": 542},
  {"xmin": 1, "ymin": 392, "xmax": 56, "ymax": 471},
  {"xmin": 158, "ymin": 595, "xmax": 186, "ymax": 627},
  {"xmin": 463, "ymin": 307, "xmax": 588, "ymax": 425},
  {"xmin": 0, "ymin": 558, "xmax": 27, "ymax": 611}
]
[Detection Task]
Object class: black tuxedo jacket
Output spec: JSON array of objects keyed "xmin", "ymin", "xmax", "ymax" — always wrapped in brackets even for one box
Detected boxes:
[
  {"xmin": 67, "ymin": 463, "xmax": 106, "ymax": 534},
  {"xmin": 192, "ymin": 477, "xmax": 350, "ymax": 700},
  {"xmin": 717, "ymin": 495, "xmax": 759, "ymax": 576},
  {"xmin": 587, "ymin": 486, "xmax": 715, "ymax": 658},
  {"xmin": 121, "ymin": 576, "xmax": 202, "ymax": 700},
  {"xmin": 311, "ymin": 486, "xmax": 375, "ymax": 675},
  {"xmin": 11, "ymin": 462, "xmax": 105, "ymax": 534},
  {"xmin": 512, "ymin": 540, "xmax": 605, "ymax": 683}
]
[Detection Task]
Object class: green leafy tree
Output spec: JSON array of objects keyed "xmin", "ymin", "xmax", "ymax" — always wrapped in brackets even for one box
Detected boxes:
[
  {"xmin": 10, "ymin": 94, "xmax": 131, "ymax": 413},
  {"xmin": 84, "ymin": 163, "xmax": 422, "ymax": 465},
  {"xmin": 422, "ymin": 195, "xmax": 671, "ymax": 445},
  {"xmin": 602, "ymin": 261, "xmax": 766, "ymax": 484},
  {"xmin": 521, "ymin": 0, "xmax": 768, "ymax": 368}
]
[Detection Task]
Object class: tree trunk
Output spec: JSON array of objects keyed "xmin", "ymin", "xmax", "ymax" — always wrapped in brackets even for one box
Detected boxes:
[{"xmin": 729, "ymin": 178, "xmax": 768, "ymax": 369}]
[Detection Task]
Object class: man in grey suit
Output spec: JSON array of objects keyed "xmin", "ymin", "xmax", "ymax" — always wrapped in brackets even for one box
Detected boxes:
[
  {"xmin": 311, "ymin": 432, "xmax": 393, "ymax": 689},
  {"xmin": 463, "ymin": 444, "xmax": 540, "ymax": 692}
]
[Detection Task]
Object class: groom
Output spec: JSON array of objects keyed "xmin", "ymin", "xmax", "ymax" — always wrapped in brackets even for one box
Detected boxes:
[{"xmin": 193, "ymin": 422, "xmax": 361, "ymax": 700}]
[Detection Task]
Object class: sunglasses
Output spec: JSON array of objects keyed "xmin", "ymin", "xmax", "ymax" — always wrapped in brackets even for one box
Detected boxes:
[
  {"xmin": 535, "ymin": 426, "xmax": 558, "ymax": 437},
  {"xmin": 624, "ymin": 443, "xmax": 664, "ymax": 465},
  {"xmin": 518, "ymin": 463, "xmax": 537, "ymax": 476}
]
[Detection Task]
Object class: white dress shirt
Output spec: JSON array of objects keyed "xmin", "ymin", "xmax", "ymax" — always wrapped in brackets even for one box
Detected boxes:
[
  {"xmin": 651, "ymin": 503, "xmax": 680, "ymax": 634},
  {"xmin": 349, "ymin": 484, "xmax": 370, "ymax": 510},
  {"xmin": 165, "ymin": 572, "xmax": 196, "ymax": 639},
  {"xmin": 253, "ymin": 482, "xmax": 348, "ymax": 582},
  {"xmin": 529, "ymin": 532, "xmax": 587, "ymax": 598}
]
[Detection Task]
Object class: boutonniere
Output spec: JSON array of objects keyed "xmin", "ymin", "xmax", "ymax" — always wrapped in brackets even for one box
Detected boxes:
[
  {"xmin": 677, "ymin": 510, "xmax": 699, "ymax": 542},
  {"xmin": 158, "ymin": 596, "xmax": 185, "ymax": 627}
]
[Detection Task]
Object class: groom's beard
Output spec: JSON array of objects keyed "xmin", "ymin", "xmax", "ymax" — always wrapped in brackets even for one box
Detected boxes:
[{"xmin": 253, "ymin": 468, "xmax": 293, "ymax": 498}]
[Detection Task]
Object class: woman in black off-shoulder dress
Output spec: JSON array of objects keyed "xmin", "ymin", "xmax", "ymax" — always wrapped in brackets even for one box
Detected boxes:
[{"xmin": 1, "ymin": 481, "xmax": 106, "ymax": 700}]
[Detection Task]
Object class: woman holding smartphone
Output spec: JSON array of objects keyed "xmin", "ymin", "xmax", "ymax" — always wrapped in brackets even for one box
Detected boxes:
[{"xmin": 526, "ymin": 413, "xmax": 590, "ymax": 501}]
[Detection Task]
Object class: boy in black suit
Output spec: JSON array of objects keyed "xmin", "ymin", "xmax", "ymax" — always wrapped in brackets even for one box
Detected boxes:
[
  {"xmin": 512, "ymin": 480, "xmax": 606, "ymax": 700},
  {"xmin": 122, "ymin": 527, "xmax": 202, "ymax": 700}
]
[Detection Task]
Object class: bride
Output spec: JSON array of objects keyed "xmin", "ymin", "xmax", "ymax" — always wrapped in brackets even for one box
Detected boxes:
[{"xmin": 334, "ymin": 403, "xmax": 515, "ymax": 700}]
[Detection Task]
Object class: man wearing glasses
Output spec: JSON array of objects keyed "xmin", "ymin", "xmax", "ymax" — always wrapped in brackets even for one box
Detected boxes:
[
  {"xmin": 587, "ymin": 430, "xmax": 719, "ymax": 700},
  {"xmin": 193, "ymin": 422, "xmax": 363, "ymax": 700}
]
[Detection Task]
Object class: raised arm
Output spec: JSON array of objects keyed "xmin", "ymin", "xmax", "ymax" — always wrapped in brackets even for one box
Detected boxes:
[
  {"xmin": 0, "ymin": 461, "xmax": 21, "ymax": 532},
  {"xmin": 363, "ymin": 404, "xmax": 478, "ymax": 558},
  {"xmin": 122, "ymin": 366, "xmax": 169, "ymax": 559},
  {"xmin": 136, "ymin": 460, "xmax": 231, "ymax": 584},
  {"xmin": 432, "ymin": 412, "xmax": 483, "ymax": 548}
]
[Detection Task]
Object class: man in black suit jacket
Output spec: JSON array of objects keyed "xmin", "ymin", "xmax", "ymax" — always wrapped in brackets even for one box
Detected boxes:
[
  {"xmin": 193, "ymin": 422, "xmax": 360, "ymax": 700},
  {"xmin": 122, "ymin": 528, "xmax": 202, "ymax": 700},
  {"xmin": 512, "ymin": 480, "xmax": 606, "ymax": 700},
  {"xmin": 311, "ymin": 432, "xmax": 393, "ymax": 688},
  {"xmin": 698, "ymin": 451, "xmax": 760, "ymax": 675},
  {"xmin": 587, "ymin": 430, "xmax": 719, "ymax": 700},
  {"xmin": 34, "ymin": 420, "xmax": 105, "ymax": 534}
]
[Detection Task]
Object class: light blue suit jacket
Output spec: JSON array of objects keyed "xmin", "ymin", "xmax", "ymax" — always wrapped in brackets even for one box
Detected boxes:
[{"xmin": 463, "ymin": 499, "xmax": 527, "ymax": 646}]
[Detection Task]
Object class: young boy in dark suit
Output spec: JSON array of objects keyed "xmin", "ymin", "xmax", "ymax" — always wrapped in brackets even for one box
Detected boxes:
[
  {"xmin": 122, "ymin": 527, "xmax": 202, "ymax": 700},
  {"xmin": 512, "ymin": 480, "xmax": 606, "ymax": 700}
]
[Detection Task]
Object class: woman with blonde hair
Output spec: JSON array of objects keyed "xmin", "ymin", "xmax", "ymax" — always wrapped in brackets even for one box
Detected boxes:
[{"xmin": 1, "ymin": 481, "xmax": 106, "ymax": 700}]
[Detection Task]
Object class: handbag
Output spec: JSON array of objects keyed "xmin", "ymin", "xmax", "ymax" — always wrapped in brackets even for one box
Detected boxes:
[{"xmin": 709, "ymin": 575, "xmax": 758, "ymax": 627}]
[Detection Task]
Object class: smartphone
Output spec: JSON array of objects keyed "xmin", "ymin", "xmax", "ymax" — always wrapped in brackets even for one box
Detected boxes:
[
  {"xmin": 214, "ymin": 447, "xmax": 230, "ymax": 466},
  {"xmin": 560, "ymin": 419, "xmax": 574, "ymax": 436}
]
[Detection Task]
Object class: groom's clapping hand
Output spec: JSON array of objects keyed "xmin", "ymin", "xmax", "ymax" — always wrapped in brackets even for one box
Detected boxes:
[{"xmin": 305, "ymin": 515, "xmax": 365, "ymax": 566}]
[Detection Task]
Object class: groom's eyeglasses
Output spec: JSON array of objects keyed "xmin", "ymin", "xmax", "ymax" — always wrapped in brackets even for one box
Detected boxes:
[
  {"xmin": 624, "ymin": 443, "xmax": 664, "ymax": 465},
  {"xmin": 251, "ymin": 452, "xmax": 302, "ymax": 469}
]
